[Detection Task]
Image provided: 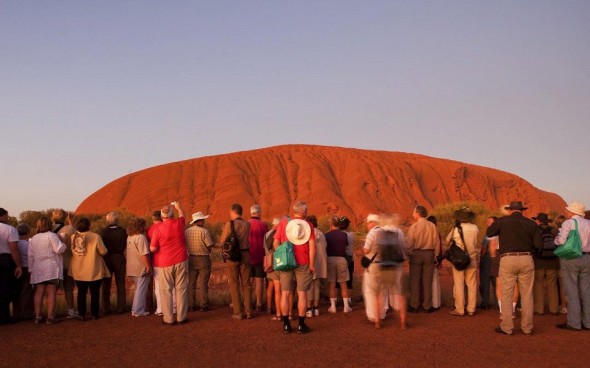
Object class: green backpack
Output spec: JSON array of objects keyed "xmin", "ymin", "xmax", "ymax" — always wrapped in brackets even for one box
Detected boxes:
[
  {"xmin": 273, "ymin": 241, "xmax": 297, "ymax": 271},
  {"xmin": 554, "ymin": 219, "xmax": 582, "ymax": 260}
]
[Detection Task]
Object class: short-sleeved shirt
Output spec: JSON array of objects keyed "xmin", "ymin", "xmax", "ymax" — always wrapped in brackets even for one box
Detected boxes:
[
  {"xmin": 28, "ymin": 232, "xmax": 66, "ymax": 284},
  {"xmin": 0, "ymin": 222, "xmax": 19, "ymax": 254},
  {"xmin": 147, "ymin": 222, "xmax": 163, "ymax": 242},
  {"xmin": 150, "ymin": 217, "xmax": 188, "ymax": 268},
  {"xmin": 126, "ymin": 234, "xmax": 150, "ymax": 277},
  {"xmin": 17, "ymin": 240, "xmax": 29, "ymax": 268},
  {"xmin": 325, "ymin": 230, "xmax": 349, "ymax": 258},
  {"xmin": 274, "ymin": 217, "xmax": 315, "ymax": 265},
  {"xmin": 185, "ymin": 225, "xmax": 214, "ymax": 256},
  {"xmin": 248, "ymin": 218, "xmax": 269, "ymax": 265}
]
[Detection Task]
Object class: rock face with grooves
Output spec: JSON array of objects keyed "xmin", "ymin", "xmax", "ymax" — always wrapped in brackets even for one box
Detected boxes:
[{"xmin": 76, "ymin": 145, "xmax": 566, "ymax": 223}]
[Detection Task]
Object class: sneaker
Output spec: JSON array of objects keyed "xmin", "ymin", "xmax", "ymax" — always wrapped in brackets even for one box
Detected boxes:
[
  {"xmin": 66, "ymin": 310, "xmax": 79, "ymax": 319},
  {"xmin": 313, "ymin": 308, "xmax": 320, "ymax": 317},
  {"xmin": 328, "ymin": 306, "xmax": 337, "ymax": 314},
  {"xmin": 132, "ymin": 311, "xmax": 150, "ymax": 317},
  {"xmin": 343, "ymin": 305, "xmax": 352, "ymax": 313},
  {"xmin": 232, "ymin": 314, "xmax": 244, "ymax": 320},
  {"xmin": 46, "ymin": 318, "xmax": 58, "ymax": 325},
  {"xmin": 494, "ymin": 327, "xmax": 512, "ymax": 336},
  {"xmin": 305, "ymin": 309, "xmax": 313, "ymax": 318},
  {"xmin": 449, "ymin": 310, "xmax": 465, "ymax": 317},
  {"xmin": 556, "ymin": 323, "xmax": 581, "ymax": 331}
]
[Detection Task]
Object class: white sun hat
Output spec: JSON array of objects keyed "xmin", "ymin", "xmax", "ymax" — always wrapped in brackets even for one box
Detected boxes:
[
  {"xmin": 366, "ymin": 214, "xmax": 380, "ymax": 223},
  {"xmin": 286, "ymin": 219, "xmax": 312, "ymax": 246},
  {"xmin": 190, "ymin": 211, "xmax": 210, "ymax": 224},
  {"xmin": 565, "ymin": 202, "xmax": 586, "ymax": 217}
]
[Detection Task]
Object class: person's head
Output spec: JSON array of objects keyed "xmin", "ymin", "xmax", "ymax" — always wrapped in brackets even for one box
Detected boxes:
[
  {"xmin": 16, "ymin": 223, "xmax": 30, "ymax": 238},
  {"xmin": 52, "ymin": 209, "xmax": 67, "ymax": 224},
  {"xmin": 250, "ymin": 205, "xmax": 261, "ymax": 218},
  {"xmin": 293, "ymin": 201, "xmax": 308, "ymax": 218},
  {"xmin": 379, "ymin": 213, "xmax": 399, "ymax": 228},
  {"xmin": 554, "ymin": 215, "xmax": 567, "ymax": 229},
  {"xmin": 565, "ymin": 202, "xmax": 586, "ymax": 219},
  {"xmin": 426, "ymin": 215, "xmax": 437, "ymax": 226},
  {"xmin": 0, "ymin": 208, "xmax": 8, "ymax": 223},
  {"xmin": 454, "ymin": 207, "xmax": 476, "ymax": 224},
  {"xmin": 305, "ymin": 215, "xmax": 318, "ymax": 228},
  {"xmin": 413, "ymin": 205, "xmax": 427, "ymax": 220},
  {"xmin": 338, "ymin": 216, "xmax": 351, "ymax": 231},
  {"xmin": 106, "ymin": 211, "xmax": 119, "ymax": 225},
  {"xmin": 366, "ymin": 214, "xmax": 380, "ymax": 231},
  {"xmin": 152, "ymin": 211, "xmax": 162, "ymax": 223},
  {"xmin": 330, "ymin": 215, "xmax": 340, "ymax": 230},
  {"xmin": 504, "ymin": 201, "xmax": 527, "ymax": 215},
  {"xmin": 486, "ymin": 216, "xmax": 498, "ymax": 227},
  {"xmin": 532, "ymin": 213, "xmax": 552, "ymax": 226},
  {"xmin": 230, "ymin": 203, "xmax": 243, "ymax": 220},
  {"xmin": 127, "ymin": 217, "xmax": 147, "ymax": 236},
  {"xmin": 75, "ymin": 217, "xmax": 91, "ymax": 232},
  {"xmin": 161, "ymin": 205, "xmax": 175, "ymax": 220},
  {"xmin": 271, "ymin": 217, "xmax": 282, "ymax": 230},
  {"xmin": 36, "ymin": 216, "xmax": 53, "ymax": 234}
]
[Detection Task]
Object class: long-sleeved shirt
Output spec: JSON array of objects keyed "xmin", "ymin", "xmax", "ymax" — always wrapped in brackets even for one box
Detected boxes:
[
  {"xmin": 486, "ymin": 212, "xmax": 542, "ymax": 255},
  {"xmin": 445, "ymin": 223, "xmax": 480, "ymax": 256},
  {"xmin": 100, "ymin": 225, "xmax": 128, "ymax": 255},
  {"xmin": 406, "ymin": 218, "xmax": 439, "ymax": 252},
  {"xmin": 555, "ymin": 215, "xmax": 590, "ymax": 252}
]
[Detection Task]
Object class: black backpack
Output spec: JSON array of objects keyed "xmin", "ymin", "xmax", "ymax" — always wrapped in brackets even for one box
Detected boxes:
[
  {"xmin": 221, "ymin": 221, "xmax": 241, "ymax": 263},
  {"xmin": 536, "ymin": 227, "xmax": 557, "ymax": 259},
  {"xmin": 376, "ymin": 229, "xmax": 406, "ymax": 268}
]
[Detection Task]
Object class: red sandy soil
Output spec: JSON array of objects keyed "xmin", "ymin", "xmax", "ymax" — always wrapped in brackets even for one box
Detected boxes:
[
  {"xmin": 1, "ymin": 298, "xmax": 587, "ymax": 367},
  {"xmin": 76, "ymin": 145, "xmax": 565, "ymax": 223}
]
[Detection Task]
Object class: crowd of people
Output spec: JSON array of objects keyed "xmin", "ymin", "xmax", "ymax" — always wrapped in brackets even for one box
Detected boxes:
[{"xmin": 1, "ymin": 199, "xmax": 589, "ymax": 336}]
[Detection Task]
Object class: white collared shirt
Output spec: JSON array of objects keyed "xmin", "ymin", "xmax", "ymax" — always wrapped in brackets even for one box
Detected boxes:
[{"xmin": 555, "ymin": 215, "xmax": 590, "ymax": 252}]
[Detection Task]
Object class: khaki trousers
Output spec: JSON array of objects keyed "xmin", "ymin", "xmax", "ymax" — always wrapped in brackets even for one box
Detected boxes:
[
  {"xmin": 188, "ymin": 255, "xmax": 211, "ymax": 309},
  {"xmin": 226, "ymin": 250, "xmax": 252, "ymax": 316},
  {"xmin": 452, "ymin": 265, "xmax": 479, "ymax": 314},
  {"xmin": 158, "ymin": 261, "xmax": 189, "ymax": 324},
  {"xmin": 499, "ymin": 255, "xmax": 534, "ymax": 334},
  {"xmin": 533, "ymin": 268, "xmax": 559, "ymax": 315},
  {"xmin": 409, "ymin": 250, "xmax": 434, "ymax": 310}
]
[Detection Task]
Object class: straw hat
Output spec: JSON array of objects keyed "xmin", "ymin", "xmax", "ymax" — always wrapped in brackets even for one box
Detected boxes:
[{"xmin": 286, "ymin": 219, "xmax": 312, "ymax": 246}]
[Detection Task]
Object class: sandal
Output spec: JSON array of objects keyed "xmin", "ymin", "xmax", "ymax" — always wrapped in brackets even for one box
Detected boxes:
[{"xmin": 271, "ymin": 315, "xmax": 281, "ymax": 321}]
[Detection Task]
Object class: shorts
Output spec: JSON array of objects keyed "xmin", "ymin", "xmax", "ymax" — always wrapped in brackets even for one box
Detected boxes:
[
  {"xmin": 327, "ymin": 257, "xmax": 350, "ymax": 283},
  {"xmin": 279, "ymin": 264, "xmax": 313, "ymax": 292},
  {"xmin": 365, "ymin": 263, "xmax": 403, "ymax": 296},
  {"xmin": 251, "ymin": 264, "xmax": 266, "ymax": 279},
  {"xmin": 491, "ymin": 257, "xmax": 500, "ymax": 278},
  {"xmin": 34, "ymin": 279, "xmax": 62, "ymax": 288},
  {"xmin": 267, "ymin": 270, "xmax": 280, "ymax": 281}
]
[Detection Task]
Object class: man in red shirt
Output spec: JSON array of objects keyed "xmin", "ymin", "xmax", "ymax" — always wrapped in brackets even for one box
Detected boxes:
[
  {"xmin": 273, "ymin": 201, "xmax": 316, "ymax": 334},
  {"xmin": 150, "ymin": 202, "xmax": 189, "ymax": 325},
  {"xmin": 249, "ymin": 205, "xmax": 269, "ymax": 312}
]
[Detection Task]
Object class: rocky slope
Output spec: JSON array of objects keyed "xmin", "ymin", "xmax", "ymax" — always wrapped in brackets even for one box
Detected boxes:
[{"xmin": 76, "ymin": 145, "xmax": 566, "ymax": 223}]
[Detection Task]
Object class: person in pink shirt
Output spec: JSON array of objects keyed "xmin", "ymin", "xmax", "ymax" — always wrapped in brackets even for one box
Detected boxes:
[{"xmin": 248, "ymin": 205, "xmax": 269, "ymax": 312}]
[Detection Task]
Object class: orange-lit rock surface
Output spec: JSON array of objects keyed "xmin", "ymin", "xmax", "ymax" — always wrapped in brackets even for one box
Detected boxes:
[{"xmin": 76, "ymin": 145, "xmax": 566, "ymax": 223}]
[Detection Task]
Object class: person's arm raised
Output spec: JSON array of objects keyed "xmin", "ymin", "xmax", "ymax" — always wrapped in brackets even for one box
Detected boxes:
[{"xmin": 174, "ymin": 201, "xmax": 185, "ymax": 218}]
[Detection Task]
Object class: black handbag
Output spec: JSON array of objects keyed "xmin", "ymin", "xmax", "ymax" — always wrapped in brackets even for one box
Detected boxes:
[
  {"xmin": 446, "ymin": 225, "xmax": 471, "ymax": 271},
  {"xmin": 361, "ymin": 254, "xmax": 377, "ymax": 268},
  {"xmin": 221, "ymin": 220, "xmax": 241, "ymax": 263}
]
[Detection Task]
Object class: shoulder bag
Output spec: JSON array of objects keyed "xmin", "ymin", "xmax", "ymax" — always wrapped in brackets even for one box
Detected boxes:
[
  {"xmin": 446, "ymin": 225, "xmax": 471, "ymax": 271},
  {"xmin": 554, "ymin": 219, "xmax": 582, "ymax": 260}
]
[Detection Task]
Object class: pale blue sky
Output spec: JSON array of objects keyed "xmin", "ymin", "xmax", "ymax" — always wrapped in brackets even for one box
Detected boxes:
[{"xmin": 1, "ymin": 1, "xmax": 589, "ymax": 216}]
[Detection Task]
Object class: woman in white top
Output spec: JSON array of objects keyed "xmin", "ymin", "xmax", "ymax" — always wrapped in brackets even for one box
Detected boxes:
[
  {"xmin": 446, "ymin": 208, "xmax": 480, "ymax": 317},
  {"xmin": 126, "ymin": 218, "xmax": 151, "ymax": 317},
  {"xmin": 28, "ymin": 217, "xmax": 66, "ymax": 324}
]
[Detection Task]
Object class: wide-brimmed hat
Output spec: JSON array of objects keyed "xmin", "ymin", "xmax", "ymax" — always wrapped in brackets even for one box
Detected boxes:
[
  {"xmin": 454, "ymin": 207, "xmax": 476, "ymax": 223},
  {"xmin": 565, "ymin": 202, "xmax": 586, "ymax": 217},
  {"xmin": 286, "ymin": 219, "xmax": 312, "ymax": 246},
  {"xmin": 505, "ymin": 201, "xmax": 528, "ymax": 211},
  {"xmin": 190, "ymin": 211, "xmax": 210, "ymax": 224},
  {"xmin": 366, "ymin": 214, "xmax": 380, "ymax": 223},
  {"xmin": 532, "ymin": 213, "xmax": 552, "ymax": 224}
]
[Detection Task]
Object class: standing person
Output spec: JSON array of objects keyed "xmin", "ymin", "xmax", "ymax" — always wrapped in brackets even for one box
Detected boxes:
[
  {"xmin": 13, "ymin": 224, "xmax": 34, "ymax": 321},
  {"xmin": 338, "ymin": 216, "xmax": 355, "ymax": 303},
  {"xmin": 488, "ymin": 216, "xmax": 519, "ymax": 318},
  {"xmin": 100, "ymin": 212, "xmax": 127, "ymax": 314},
  {"xmin": 248, "ymin": 205, "xmax": 269, "ymax": 312},
  {"xmin": 478, "ymin": 217, "xmax": 497, "ymax": 310},
  {"xmin": 427, "ymin": 216, "xmax": 443, "ymax": 311},
  {"xmin": 446, "ymin": 208, "xmax": 480, "ymax": 317},
  {"xmin": 265, "ymin": 218, "xmax": 282, "ymax": 320},
  {"xmin": 555, "ymin": 202, "xmax": 590, "ymax": 331},
  {"xmin": 325, "ymin": 216, "xmax": 352, "ymax": 314},
  {"xmin": 273, "ymin": 201, "xmax": 316, "ymax": 334},
  {"xmin": 52, "ymin": 209, "xmax": 77, "ymax": 319},
  {"xmin": 554, "ymin": 214, "xmax": 568, "ymax": 314},
  {"xmin": 306, "ymin": 215, "xmax": 327, "ymax": 317},
  {"xmin": 406, "ymin": 205, "xmax": 439, "ymax": 313},
  {"xmin": 0, "ymin": 208, "xmax": 22, "ymax": 325},
  {"xmin": 126, "ymin": 218, "xmax": 151, "ymax": 317},
  {"xmin": 28, "ymin": 217, "xmax": 67, "ymax": 324},
  {"xmin": 532, "ymin": 213, "xmax": 560, "ymax": 316},
  {"xmin": 487, "ymin": 201, "xmax": 542, "ymax": 336},
  {"xmin": 150, "ymin": 202, "xmax": 189, "ymax": 325},
  {"xmin": 220, "ymin": 204, "xmax": 252, "ymax": 320},
  {"xmin": 363, "ymin": 214, "xmax": 407, "ymax": 330},
  {"xmin": 147, "ymin": 211, "xmax": 170, "ymax": 316},
  {"xmin": 186, "ymin": 211, "xmax": 214, "ymax": 312},
  {"xmin": 69, "ymin": 217, "xmax": 110, "ymax": 321}
]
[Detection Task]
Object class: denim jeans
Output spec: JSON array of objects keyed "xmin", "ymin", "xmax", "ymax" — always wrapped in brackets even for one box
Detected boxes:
[
  {"xmin": 131, "ymin": 275, "xmax": 151, "ymax": 315},
  {"xmin": 562, "ymin": 256, "xmax": 590, "ymax": 329}
]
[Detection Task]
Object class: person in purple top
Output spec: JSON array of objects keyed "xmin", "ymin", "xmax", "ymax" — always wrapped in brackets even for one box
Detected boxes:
[
  {"xmin": 248, "ymin": 205, "xmax": 269, "ymax": 312},
  {"xmin": 325, "ymin": 216, "xmax": 352, "ymax": 313}
]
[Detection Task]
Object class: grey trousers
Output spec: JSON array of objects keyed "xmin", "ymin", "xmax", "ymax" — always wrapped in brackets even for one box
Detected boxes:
[
  {"xmin": 409, "ymin": 250, "xmax": 434, "ymax": 310},
  {"xmin": 188, "ymin": 255, "xmax": 212, "ymax": 309},
  {"xmin": 561, "ymin": 256, "xmax": 590, "ymax": 329},
  {"xmin": 158, "ymin": 261, "xmax": 189, "ymax": 324}
]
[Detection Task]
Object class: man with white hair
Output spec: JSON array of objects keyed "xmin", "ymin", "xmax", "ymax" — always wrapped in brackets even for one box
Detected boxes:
[
  {"xmin": 273, "ymin": 200, "xmax": 316, "ymax": 334},
  {"xmin": 555, "ymin": 202, "xmax": 590, "ymax": 331},
  {"xmin": 248, "ymin": 205, "xmax": 269, "ymax": 312},
  {"xmin": 100, "ymin": 211, "xmax": 128, "ymax": 314},
  {"xmin": 150, "ymin": 202, "xmax": 189, "ymax": 325}
]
